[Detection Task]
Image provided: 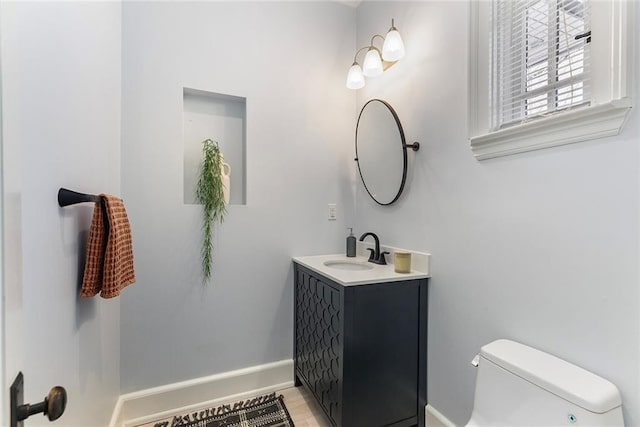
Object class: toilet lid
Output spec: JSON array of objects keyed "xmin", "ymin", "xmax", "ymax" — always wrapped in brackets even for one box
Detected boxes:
[{"xmin": 480, "ymin": 339, "xmax": 622, "ymax": 414}]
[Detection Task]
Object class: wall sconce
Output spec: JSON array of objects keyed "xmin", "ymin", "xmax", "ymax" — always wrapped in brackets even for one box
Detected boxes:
[{"xmin": 346, "ymin": 19, "xmax": 406, "ymax": 90}]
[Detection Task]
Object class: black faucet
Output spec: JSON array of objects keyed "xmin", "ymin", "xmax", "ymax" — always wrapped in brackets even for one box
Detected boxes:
[{"xmin": 359, "ymin": 232, "xmax": 389, "ymax": 265}]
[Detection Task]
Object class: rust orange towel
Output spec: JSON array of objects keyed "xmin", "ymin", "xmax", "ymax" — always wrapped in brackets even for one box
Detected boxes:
[{"xmin": 81, "ymin": 194, "xmax": 136, "ymax": 298}]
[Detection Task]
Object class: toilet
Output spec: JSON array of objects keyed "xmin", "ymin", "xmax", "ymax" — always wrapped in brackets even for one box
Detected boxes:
[{"xmin": 466, "ymin": 339, "xmax": 624, "ymax": 426}]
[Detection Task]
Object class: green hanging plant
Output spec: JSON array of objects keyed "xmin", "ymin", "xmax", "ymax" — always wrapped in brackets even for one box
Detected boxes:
[{"xmin": 196, "ymin": 139, "xmax": 227, "ymax": 281}]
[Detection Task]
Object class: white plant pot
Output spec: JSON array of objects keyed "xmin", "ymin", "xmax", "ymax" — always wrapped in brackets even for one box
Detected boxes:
[{"xmin": 220, "ymin": 155, "xmax": 231, "ymax": 205}]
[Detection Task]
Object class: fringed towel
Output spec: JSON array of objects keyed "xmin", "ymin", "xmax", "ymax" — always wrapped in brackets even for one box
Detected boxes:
[{"xmin": 81, "ymin": 194, "xmax": 136, "ymax": 298}]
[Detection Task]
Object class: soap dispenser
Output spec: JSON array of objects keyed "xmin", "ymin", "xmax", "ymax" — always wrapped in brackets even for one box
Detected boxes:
[{"xmin": 346, "ymin": 228, "xmax": 356, "ymax": 257}]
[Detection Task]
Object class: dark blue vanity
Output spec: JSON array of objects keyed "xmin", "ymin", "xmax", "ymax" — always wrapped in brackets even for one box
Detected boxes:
[{"xmin": 293, "ymin": 261, "xmax": 428, "ymax": 427}]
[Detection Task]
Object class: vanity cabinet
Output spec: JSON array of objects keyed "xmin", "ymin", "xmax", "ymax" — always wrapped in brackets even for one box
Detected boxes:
[{"xmin": 293, "ymin": 263, "xmax": 428, "ymax": 427}]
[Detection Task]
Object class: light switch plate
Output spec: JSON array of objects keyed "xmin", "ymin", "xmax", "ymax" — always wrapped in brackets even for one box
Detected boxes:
[{"xmin": 328, "ymin": 203, "xmax": 337, "ymax": 220}]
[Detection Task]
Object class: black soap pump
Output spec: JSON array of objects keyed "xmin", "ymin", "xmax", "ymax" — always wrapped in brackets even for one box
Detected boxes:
[{"xmin": 346, "ymin": 228, "xmax": 356, "ymax": 257}]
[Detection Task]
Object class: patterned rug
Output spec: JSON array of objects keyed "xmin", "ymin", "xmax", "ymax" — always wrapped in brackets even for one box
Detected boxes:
[{"xmin": 144, "ymin": 392, "xmax": 295, "ymax": 427}]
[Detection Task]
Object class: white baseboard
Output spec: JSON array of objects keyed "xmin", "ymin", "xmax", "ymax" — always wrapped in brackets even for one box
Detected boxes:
[
  {"xmin": 426, "ymin": 404, "xmax": 457, "ymax": 427},
  {"xmin": 109, "ymin": 359, "xmax": 294, "ymax": 427}
]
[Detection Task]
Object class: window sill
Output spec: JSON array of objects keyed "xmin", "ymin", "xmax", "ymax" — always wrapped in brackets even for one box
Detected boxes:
[{"xmin": 469, "ymin": 99, "xmax": 633, "ymax": 161}]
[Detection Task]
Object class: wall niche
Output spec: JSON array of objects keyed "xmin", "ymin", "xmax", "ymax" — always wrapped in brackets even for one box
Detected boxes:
[{"xmin": 183, "ymin": 87, "xmax": 246, "ymax": 205}]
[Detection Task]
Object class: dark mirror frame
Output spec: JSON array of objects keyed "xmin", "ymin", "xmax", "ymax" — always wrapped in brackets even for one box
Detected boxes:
[{"xmin": 355, "ymin": 99, "xmax": 419, "ymax": 206}]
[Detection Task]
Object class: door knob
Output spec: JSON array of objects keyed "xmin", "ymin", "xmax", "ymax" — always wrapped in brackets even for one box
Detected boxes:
[
  {"xmin": 17, "ymin": 385, "xmax": 68, "ymax": 421},
  {"xmin": 10, "ymin": 372, "xmax": 67, "ymax": 426},
  {"xmin": 45, "ymin": 387, "xmax": 67, "ymax": 420}
]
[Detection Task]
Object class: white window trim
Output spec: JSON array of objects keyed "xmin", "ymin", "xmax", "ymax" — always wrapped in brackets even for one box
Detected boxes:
[{"xmin": 469, "ymin": 0, "xmax": 634, "ymax": 161}]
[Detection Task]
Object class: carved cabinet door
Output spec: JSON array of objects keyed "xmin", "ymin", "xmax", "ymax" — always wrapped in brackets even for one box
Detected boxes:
[{"xmin": 295, "ymin": 270, "xmax": 342, "ymax": 426}]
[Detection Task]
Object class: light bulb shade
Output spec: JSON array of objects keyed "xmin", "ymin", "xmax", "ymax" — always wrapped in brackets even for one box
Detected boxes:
[
  {"xmin": 362, "ymin": 49, "xmax": 383, "ymax": 77},
  {"xmin": 382, "ymin": 29, "xmax": 405, "ymax": 62},
  {"xmin": 346, "ymin": 64, "xmax": 365, "ymax": 89}
]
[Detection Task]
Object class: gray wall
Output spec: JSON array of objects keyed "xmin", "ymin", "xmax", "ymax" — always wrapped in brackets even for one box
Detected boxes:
[
  {"xmin": 355, "ymin": 2, "xmax": 639, "ymax": 426},
  {"xmin": 120, "ymin": 2, "xmax": 356, "ymax": 392},
  {"xmin": 0, "ymin": 2, "xmax": 122, "ymax": 426}
]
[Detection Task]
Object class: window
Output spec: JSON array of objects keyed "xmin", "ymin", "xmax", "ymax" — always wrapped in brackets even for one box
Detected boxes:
[
  {"xmin": 492, "ymin": 0, "xmax": 591, "ymax": 129},
  {"xmin": 469, "ymin": 0, "xmax": 633, "ymax": 160}
]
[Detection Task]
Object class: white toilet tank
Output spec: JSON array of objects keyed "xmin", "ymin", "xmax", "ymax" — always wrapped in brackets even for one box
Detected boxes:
[{"xmin": 466, "ymin": 339, "xmax": 624, "ymax": 426}]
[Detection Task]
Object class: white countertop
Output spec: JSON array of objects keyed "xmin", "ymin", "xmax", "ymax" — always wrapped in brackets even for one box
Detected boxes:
[{"xmin": 293, "ymin": 250, "xmax": 430, "ymax": 286}]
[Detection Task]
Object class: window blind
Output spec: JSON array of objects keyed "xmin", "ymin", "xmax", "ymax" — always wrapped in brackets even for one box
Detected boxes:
[{"xmin": 491, "ymin": 0, "xmax": 591, "ymax": 130}]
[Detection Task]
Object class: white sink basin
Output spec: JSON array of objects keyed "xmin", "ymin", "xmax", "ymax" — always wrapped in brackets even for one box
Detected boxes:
[{"xmin": 322, "ymin": 260, "xmax": 374, "ymax": 271}]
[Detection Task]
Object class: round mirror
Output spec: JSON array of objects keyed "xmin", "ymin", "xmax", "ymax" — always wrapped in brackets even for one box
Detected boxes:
[{"xmin": 356, "ymin": 99, "xmax": 414, "ymax": 205}]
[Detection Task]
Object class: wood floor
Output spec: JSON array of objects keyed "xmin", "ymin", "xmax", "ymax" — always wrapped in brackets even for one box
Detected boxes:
[
  {"xmin": 280, "ymin": 386, "xmax": 446, "ymax": 427},
  {"xmin": 137, "ymin": 385, "xmax": 446, "ymax": 427},
  {"xmin": 280, "ymin": 386, "xmax": 333, "ymax": 427}
]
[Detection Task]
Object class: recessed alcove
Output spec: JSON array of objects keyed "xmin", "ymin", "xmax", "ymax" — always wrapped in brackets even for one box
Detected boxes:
[{"xmin": 183, "ymin": 87, "xmax": 246, "ymax": 205}]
